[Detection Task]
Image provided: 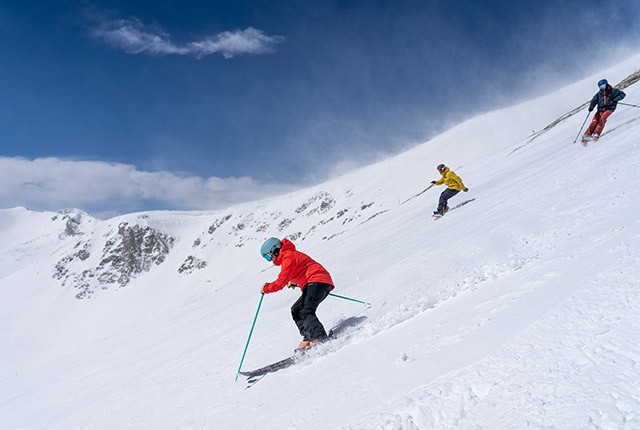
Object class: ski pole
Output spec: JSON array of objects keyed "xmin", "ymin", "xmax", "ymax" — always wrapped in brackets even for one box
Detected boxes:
[
  {"xmin": 235, "ymin": 293, "xmax": 265, "ymax": 381},
  {"xmin": 400, "ymin": 183, "xmax": 435, "ymax": 204},
  {"xmin": 573, "ymin": 110, "xmax": 591, "ymax": 144},
  {"xmin": 289, "ymin": 283, "xmax": 371, "ymax": 307},
  {"xmin": 619, "ymin": 102, "xmax": 640, "ymax": 109},
  {"xmin": 328, "ymin": 292, "xmax": 371, "ymax": 307}
]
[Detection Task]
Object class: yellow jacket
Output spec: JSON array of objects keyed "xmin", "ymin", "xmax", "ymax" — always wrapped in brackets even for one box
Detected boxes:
[{"xmin": 434, "ymin": 168, "xmax": 466, "ymax": 190}]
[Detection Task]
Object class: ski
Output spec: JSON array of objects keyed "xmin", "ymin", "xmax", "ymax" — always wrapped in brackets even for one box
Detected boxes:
[
  {"xmin": 451, "ymin": 199, "xmax": 475, "ymax": 210},
  {"xmin": 238, "ymin": 356, "xmax": 296, "ymax": 378}
]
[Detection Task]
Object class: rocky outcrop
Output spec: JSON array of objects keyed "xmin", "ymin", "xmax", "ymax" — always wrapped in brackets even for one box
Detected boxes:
[
  {"xmin": 178, "ymin": 255, "xmax": 207, "ymax": 274},
  {"xmin": 96, "ymin": 222, "xmax": 175, "ymax": 287},
  {"xmin": 54, "ymin": 222, "xmax": 175, "ymax": 299}
]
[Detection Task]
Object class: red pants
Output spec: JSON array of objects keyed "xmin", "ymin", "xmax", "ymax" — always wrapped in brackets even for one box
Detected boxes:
[{"xmin": 585, "ymin": 110, "xmax": 614, "ymax": 136}]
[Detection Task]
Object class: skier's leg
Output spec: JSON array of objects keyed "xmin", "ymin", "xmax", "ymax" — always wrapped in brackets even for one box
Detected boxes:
[
  {"xmin": 585, "ymin": 112, "xmax": 600, "ymax": 136},
  {"xmin": 447, "ymin": 189, "xmax": 460, "ymax": 211},
  {"xmin": 438, "ymin": 189, "xmax": 459, "ymax": 214},
  {"xmin": 291, "ymin": 290, "xmax": 307, "ymax": 336},
  {"xmin": 594, "ymin": 110, "xmax": 614, "ymax": 135},
  {"xmin": 437, "ymin": 190, "xmax": 449, "ymax": 214},
  {"xmin": 299, "ymin": 282, "xmax": 332, "ymax": 340}
]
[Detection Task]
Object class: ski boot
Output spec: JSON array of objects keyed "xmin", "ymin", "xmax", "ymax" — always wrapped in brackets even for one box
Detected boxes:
[{"xmin": 296, "ymin": 339, "xmax": 319, "ymax": 351}]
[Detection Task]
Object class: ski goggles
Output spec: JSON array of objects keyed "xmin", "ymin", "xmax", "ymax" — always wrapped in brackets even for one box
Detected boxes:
[
  {"xmin": 599, "ymin": 83, "xmax": 607, "ymax": 90},
  {"xmin": 262, "ymin": 252, "xmax": 273, "ymax": 262}
]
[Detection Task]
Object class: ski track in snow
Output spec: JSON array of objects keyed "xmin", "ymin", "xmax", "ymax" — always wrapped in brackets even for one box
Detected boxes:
[
  {"xmin": 341, "ymin": 246, "xmax": 640, "ymax": 429},
  {"xmin": 1, "ymin": 54, "xmax": 640, "ymax": 429}
]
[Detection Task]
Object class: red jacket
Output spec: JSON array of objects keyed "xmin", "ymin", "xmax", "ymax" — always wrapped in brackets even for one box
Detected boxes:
[{"xmin": 262, "ymin": 239, "xmax": 334, "ymax": 294}]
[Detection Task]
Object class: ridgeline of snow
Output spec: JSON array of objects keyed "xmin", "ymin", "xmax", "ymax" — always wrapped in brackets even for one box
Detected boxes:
[{"xmin": 1, "ymin": 54, "xmax": 640, "ymax": 429}]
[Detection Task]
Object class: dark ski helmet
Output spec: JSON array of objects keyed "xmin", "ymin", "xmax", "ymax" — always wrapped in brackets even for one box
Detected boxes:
[
  {"xmin": 598, "ymin": 79, "xmax": 608, "ymax": 89},
  {"xmin": 437, "ymin": 164, "xmax": 446, "ymax": 173},
  {"xmin": 260, "ymin": 237, "xmax": 282, "ymax": 262}
]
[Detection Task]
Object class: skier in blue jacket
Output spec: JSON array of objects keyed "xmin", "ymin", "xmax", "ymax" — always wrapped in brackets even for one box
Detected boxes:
[{"xmin": 582, "ymin": 79, "xmax": 625, "ymax": 143}]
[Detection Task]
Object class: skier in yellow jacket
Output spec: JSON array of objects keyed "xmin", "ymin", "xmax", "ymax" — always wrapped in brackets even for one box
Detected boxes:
[{"xmin": 430, "ymin": 164, "xmax": 468, "ymax": 216}]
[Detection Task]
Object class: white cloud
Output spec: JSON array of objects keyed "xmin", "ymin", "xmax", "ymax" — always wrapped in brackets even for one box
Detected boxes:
[
  {"xmin": 0, "ymin": 157, "xmax": 295, "ymax": 215},
  {"xmin": 189, "ymin": 27, "xmax": 284, "ymax": 59},
  {"xmin": 91, "ymin": 17, "xmax": 284, "ymax": 58}
]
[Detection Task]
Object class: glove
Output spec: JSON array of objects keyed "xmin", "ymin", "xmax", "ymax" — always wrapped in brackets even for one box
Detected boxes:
[
  {"xmin": 463, "ymin": 187, "xmax": 469, "ymax": 192},
  {"xmin": 430, "ymin": 181, "xmax": 436, "ymax": 185},
  {"xmin": 261, "ymin": 283, "xmax": 268, "ymax": 294},
  {"xmin": 588, "ymin": 107, "xmax": 593, "ymax": 112}
]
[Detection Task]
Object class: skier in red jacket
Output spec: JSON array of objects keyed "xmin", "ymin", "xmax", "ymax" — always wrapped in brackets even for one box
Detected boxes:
[{"xmin": 260, "ymin": 237, "xmax": 334, "ymax": 350}]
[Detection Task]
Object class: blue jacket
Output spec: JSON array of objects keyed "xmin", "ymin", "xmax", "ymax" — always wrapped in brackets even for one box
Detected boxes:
[{"xmin": 589, "ymin": 85, "xmax": 626, "ymax": 112}]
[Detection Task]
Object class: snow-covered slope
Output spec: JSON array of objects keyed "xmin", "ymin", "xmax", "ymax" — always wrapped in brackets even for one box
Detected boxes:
[{"xmin": 1, "ymin": 54, "xmax": 640, "ymax": 429}]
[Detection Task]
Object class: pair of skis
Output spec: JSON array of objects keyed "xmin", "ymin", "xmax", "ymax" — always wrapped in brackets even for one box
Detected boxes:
[
  {"xmin": 238, "ymin": 315, "xmax": 368, "ymax": 385},
  {"xmin": 580, "ymin": 134, "xmax": 600, "ymax": 146},
  {"xmin": 431, "ymin": 199, "xmax": 476, "ymax": 220}
]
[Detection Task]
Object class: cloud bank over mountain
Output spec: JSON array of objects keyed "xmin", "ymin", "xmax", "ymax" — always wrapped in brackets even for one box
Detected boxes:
[{"xmin": 0, "ymin": 157, "xmax": 295, "ymax": 217}]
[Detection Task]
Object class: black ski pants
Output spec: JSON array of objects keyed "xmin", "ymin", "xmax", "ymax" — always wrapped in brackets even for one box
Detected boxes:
[
  {"xmin": 438, "ymin": 188, "xmax": 460, "ymax": 212},
  {"xmin": 291, "ymin": 282, "xmax": 332, "ymax": 340}
]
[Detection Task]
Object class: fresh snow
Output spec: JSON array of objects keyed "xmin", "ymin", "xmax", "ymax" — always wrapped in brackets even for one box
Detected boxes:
[{"xmin": 1, "ymin": 54, "xmax": 640, "ymax": 429}]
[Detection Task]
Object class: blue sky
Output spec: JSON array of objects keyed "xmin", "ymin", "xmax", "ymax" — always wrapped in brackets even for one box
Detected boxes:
[{"xmin": 1, "ymin": 0, "xmax": 639, "ymax": 217}]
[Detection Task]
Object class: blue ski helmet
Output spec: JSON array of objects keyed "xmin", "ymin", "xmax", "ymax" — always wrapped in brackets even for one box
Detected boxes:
[
  {"xmin": 260, "ymin": 237, "xmax": 282, "ymax": 262},
  {"xmin": 598, "ymin": 79, "xmax": 608, "ymax": 89},
  {"xmin": 437, "ymin": 164, "xmax": 446, "ymax": 173}
]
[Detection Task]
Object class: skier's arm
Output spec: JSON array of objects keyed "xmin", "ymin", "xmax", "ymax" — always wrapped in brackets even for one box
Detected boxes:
[
  {"xmin": 613, "ymin": 89, "xmax": 626, "ymax": 102},
  {"xmin": 263, "ymin": 255, "xmax": 293, "ymax": 294},
  {"xmin": 589, "ymin": 94, "xmax": 598, "ymax": 112}
]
